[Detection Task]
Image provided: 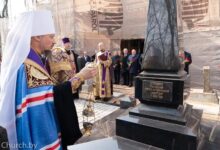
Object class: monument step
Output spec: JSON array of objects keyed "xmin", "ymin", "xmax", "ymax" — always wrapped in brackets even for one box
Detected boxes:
[
  {"xmin": 129, "ymin": 104, "xmax": 186, "ymax": 125},
  {"xmin": 68, "ymin": 136, "xmax": 163, "ymax": 150},
  {"xmin": 113, "ymin": 92, "xmax": 125, "ymax": 98},
  {"xmin": 185, "ymin": 100, "xmax": 220, "ymax": 115},
  {"xmin": 187, "ymin": 88, "xmax": 219, "ymax": 104},
  {"xmin": 116, "ymin": 115, "xmax": 197, "ymax": 150},
  {"xmin": 119, "ymin": 96, "xmax": 136, "ymax": 109}
]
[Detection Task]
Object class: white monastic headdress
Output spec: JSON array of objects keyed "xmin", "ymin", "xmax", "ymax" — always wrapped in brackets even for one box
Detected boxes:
[{"xmin": 0, "ymin": 10, "xmax": 55, "ymax": 149}]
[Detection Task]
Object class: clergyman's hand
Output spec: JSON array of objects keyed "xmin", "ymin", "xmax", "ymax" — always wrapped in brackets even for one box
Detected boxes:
[
  {"xmin": 69, "ymin": 65, "xmax": 97, "ymax": 92},
  {"xmin": 78, "ymin": 65, "xmax": 97, "ymax": 80}
]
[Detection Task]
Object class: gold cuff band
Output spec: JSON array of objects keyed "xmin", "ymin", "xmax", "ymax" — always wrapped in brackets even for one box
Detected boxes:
[{"xmin": 70, "ymin": 73, "xmax": 84, "ymax": 92}]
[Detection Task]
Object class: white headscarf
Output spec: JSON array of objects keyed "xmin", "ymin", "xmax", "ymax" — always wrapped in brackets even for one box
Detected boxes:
[{"xmin": 0, "ymin": 10, "xmax": 55, "ymax": 149}]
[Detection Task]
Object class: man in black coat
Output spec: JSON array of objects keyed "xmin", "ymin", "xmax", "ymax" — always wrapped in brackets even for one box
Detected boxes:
[
  {"xmin": 112, "ymin": 50, "xmax": 121, "ymax": 84},
  {"xmin": 128, "ymin": 49, "xmax": 140, "ymax": 87},
  {"xmin": 121, "ymin": 48, "xmax": 129, "ymax": 85},
  {"xmin": 183, "ymin": 51, "xmax": 192, "ymax": 74},
  {"xmin": 77, "ymin": 51, "xmax": 91, "ymax": 71}
]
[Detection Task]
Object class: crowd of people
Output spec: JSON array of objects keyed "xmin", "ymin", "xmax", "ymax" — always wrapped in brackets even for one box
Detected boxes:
[
  {"xmin": 46, "ymin": 36, "xmax": 142, "ymax": 92},
  {"xmin": 46, "ymin": 39, "xmax": 142, "ymax": 98},
  {"xmin": 111, "ymin": 48, "xmax": 141, "ymax": 87}
]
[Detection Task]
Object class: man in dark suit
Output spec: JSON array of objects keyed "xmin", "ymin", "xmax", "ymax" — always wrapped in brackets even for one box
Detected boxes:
[
  {"xmin": 83, "ymin": 51, "xmax": 91, "ymax": 64},
  {"xmin": 121, "ymin": 48, "xmax": 129, "ymax": 85},
  {"xmin": 112, "ymin": 50, "xmax": 121, "ymax": 84},
  {"xmin": 128, "ymin": 49, "xmax": 140, "ymax": 87},
  {"xmin": 77, "ymin": 51, "xmax": 91, "ymax": 71}
]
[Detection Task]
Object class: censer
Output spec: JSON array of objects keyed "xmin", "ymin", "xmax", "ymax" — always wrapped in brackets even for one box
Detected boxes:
[{"xmin": 82, "ymin": 62, "xmax": 96, "ymax": 136}]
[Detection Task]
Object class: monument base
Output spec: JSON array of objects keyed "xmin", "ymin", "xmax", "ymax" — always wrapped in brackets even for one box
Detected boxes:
[
  {"xmin": 116, "ymin": 114, "xmax": 197, "ymax": 150},
  {"xmin": 129, "ymin": 104, "xmax": 186, "ymax": 125},
  {"xmin": 135, "ymin": 71, "xmax": 186, "ymax": 108},
  {"xmin": 119, "ymin": 96, "xmax": 136, "ymax": 109},
  {"xmin": 68, "ymin": 136, "xmax": 161, "ymax": 150}
]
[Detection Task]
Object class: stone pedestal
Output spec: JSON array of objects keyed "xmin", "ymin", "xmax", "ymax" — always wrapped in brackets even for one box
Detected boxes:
[
  {"xmin": 115, "ymin": 102, "xmax": 201, "ymax": 150},
  {"xmin": 129, "ymin": 104, "xmax": 186, "ymax": 125},
  {"xmin": 135, "ymin": 71, "xmax": 186, "ymax": 108},
  {"xmin": 138, "ymin": 0, "xmax": 185, "ymax": 108},
  {"xmin": 116, "ymin": 114, "xmax": 197, "ymax": 150},
  {"xmin": 203, "ymin": 66, "xmax": 212, "ymax": 93},
  {"xmin": 119, "ymin": 96, "xmax": 136, "ymax": 109},
  {"xmin": 68, "ymin": 136, "xmax": 162, "ymax": 150}
]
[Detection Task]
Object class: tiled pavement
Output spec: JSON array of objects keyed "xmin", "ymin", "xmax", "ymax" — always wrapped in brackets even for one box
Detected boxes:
[
  {"xmin": 77, "ymin": 84, "xmax": 134, "ymax": 130},
  {"xmin": 75, "ymin": 99, "xmax": 120, "ymax": 129}
]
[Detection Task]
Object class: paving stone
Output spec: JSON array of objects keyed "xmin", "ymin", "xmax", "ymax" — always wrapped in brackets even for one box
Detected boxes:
[
  {"xmin": 113, "ymin": 92, "xmax": 125, "ymax": 98},
  {"xmin": 75, "ymin": 100, "xmax": 119, "ymax": 129}
]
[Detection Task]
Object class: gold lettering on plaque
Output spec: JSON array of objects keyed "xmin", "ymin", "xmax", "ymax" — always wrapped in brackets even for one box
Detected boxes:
[{"xmin": 145, "ymin": 81, "xmax": 169, "ymax": 100}]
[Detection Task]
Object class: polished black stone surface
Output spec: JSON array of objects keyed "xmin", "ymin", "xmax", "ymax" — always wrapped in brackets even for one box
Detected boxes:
[
  {"xmin": 139, "ymin": 71, "xmax": 186, "ymax": 79},
  {"xmin": 116, "ymin": 115, "xmax": 197, "ymax": 150},
  {"xmin": 135, "ymin": 72, "xmax": 185, "ymax": 108},
  {"xmin": 142, "ymin": 0, "xmax": 181, "ymax": 72},
  {"xmin": 129, "ymin": 104, "xmax": 186, "ymax": 125},
  {"xmin": 119, "ymin": 96, "xmax": 136, "ymax": 109},
  {"xmin": 68, "ymin": 136, "xmax": 163, "ymax": 150}
]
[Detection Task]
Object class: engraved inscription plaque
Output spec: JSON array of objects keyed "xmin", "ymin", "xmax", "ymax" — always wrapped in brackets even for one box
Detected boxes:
[{"xmin": 142, "ymin": 80, "xmax": 173, "ymax": 102}]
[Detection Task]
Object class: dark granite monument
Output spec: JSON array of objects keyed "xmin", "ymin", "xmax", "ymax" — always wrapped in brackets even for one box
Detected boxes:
[
  {"xmin": 135, "ymin": 0, "xmax": 186, "ymax": 108},
  {"xmin": 116, "ymin": 115, "xmax": 197, "ymax": 150},
  {"xmin": 142, "ymin": 0, "xmax": 180, "ymax": 72},
  {"xmin": 116, "ymin": 0, "xmax": 198, "ymax": 150},
  {"xmin": 129, "ymin": 103, "xmax": 186, "ymax": 125}
]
